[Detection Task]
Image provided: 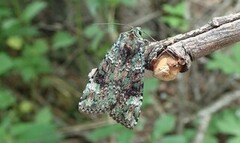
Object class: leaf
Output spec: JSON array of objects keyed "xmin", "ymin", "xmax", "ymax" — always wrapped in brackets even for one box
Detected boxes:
[
  {"xmin": 160, "ymin": 135, "xmax": 187, "ymax": 143},
  {"xmin": 0, "ymin": 112, "xmax": 15, "ymax": 142},
  {"xmin": 163, "ymin": 2, "xmax": 186, "ymax": 16},
  {"xmin": 0, "ymin": 53, "xmax": 13, "ymax": 75},
  {"xmin": 19, "ymin": 100, "xmax": 34, "ymax": 113},
  {"xmin": 207, "ymin": 52, "xmax": 238, "ymax": 74},
  {"xmin": 232, "ymin": 44, "xmax": 240, "ymax": 63},
  {"xmin": 35, "ymin": 108, "xmax": 52, "ymax": 124},
  {"xmin": 215, "ymin": 111, "xmax": 240, "ymax": 135},
  {"xmin": 52, "ymin": 31, "xmax": 76, "ymax": 49},
  {"xmin": 228, "ymin": 137, "xmax": 240, "ymax": 143},
  {"xmin": 87, "ymin": 125, "xmax": 122, "ymax": 142},
  {"xmin": 161, "ymin": 16, "xmax": 183, "ymax": 29},
  {"xmin": 0, "ymin": 6, "xmax": 11, "ymax": 17},
  {"xmin": 11, "ymin": 122, "xmax": 61, "ymax": 143},
  {"xmin": 13, "ymin": 55, "xmax": 51, "ymax": 82},
  {"xmin": 84, "ymin": 25, "xmax": 102, "ymax": 38},
  {"xmin": 84, "ymin": 24, "xmax": 105, "ymax": 50},
  {"xmin": 13, "ymin": 40, "xmax": 51, "ymax": 82},
  {"xmin": 143, "ymin": 78, "xmax": 159, "ymax": 106},
  {"xmin": 116, "ymin": 129, "xmax": 134, "ymax": 143},
  {"xmin": 24, "ymin": 39, "xmax": 48, "ymax": 56},
  {"xmin": 21, "ymin": 1, "xmax": 47, "ymax": 22},
  {"xmin": 85, "ymin": 0, "xmax": 102, "ymax": 16},
  {"xmin": 203, "ymin": 135, "xmax": 218, "ymax": 143},
  {"xmin": 2, "ymin": 18, "xmax": 18, "ymax": 30},
  {"xmin": 207, "ymin": 45, "xmax": 240, "ymax": 75},
  {"xmin": 183, "ymin": 129, "xmax": 196, "ymax": 141},
  {"xmin": 143, "ymin": 78, "xmax": 159, "ymax": 93},
  {"xmin": 120, "ymin": 0, "xmax": 137, "ymax": 6},
  {"xmin": 20, "ymin": 67, "xmax": 36, "ymax": 82},
  {"xmin": 6, "ymin": 36, "xmax": 23, "ymax": 50},
  {"xmin": 20, "ymin": 26, "xmax": 39, "ymax": 37},
  {"xmin": 153, "ymin": 114, "xmax": 176, "ymax": 140},
  {"xmin": 0, "ymin": 127, "xmax": 7, "ymax": 143},
  {"xmin": 161, "ymin": 2, "xmax": 188, "ymax": 30},
  {"xmin": 0, "ymin": 89, "xmax": 16, "ymax": 109},
  {"xmin": 3, "ymin": 21, "xmax": 38, "ymax": 37}
]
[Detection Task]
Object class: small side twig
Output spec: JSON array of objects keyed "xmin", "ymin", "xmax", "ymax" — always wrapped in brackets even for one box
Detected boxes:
[
  {"xmin": 193, "ymin": 90, "xmax": 240, "ymax": 143},
  {"xmin": 61, "ymin": 119, "xmax": 115, "ymax": 136}
]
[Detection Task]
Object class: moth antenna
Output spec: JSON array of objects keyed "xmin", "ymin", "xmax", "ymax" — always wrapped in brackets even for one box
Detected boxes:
[
  {"xmin": 142, "ymin": 30, "xmax": 156, "ymax": 42},
  {"xmin": 93, "ymin": 22, "xmax": 134, "ymax": 30}
]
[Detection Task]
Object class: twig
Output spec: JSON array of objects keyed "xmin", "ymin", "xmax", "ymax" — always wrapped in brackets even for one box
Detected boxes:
[
  {"xmin": 193, "ymin": 114, "xmax": 211, "ymax": 143},
  {"xmin": 61, "ymin": 119, "xmax": 115, "ymax": 136},
  {"xmin": 145, "ymin": 12, "xmax": 240, "ymax": 81},
  {"xmin": 193, "ymin": 90, "xmax": 240, "ymax": 143}
]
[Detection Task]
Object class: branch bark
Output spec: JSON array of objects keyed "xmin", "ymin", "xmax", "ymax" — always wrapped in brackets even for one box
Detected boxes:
[{"xmin": 145, "ymin": 12, "xmax": 240, "ymax": 80}]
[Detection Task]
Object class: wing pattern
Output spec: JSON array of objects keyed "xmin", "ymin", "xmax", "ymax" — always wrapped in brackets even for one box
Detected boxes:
[{"xmin": 79, "ymin": 27, "xmax": 146, "ymax": 128}]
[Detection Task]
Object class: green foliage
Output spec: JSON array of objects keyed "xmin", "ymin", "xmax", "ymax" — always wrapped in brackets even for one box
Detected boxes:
[
  {"xmin": 152, "ymin": 114, "xmax": 176, "ymax": 140},
  {"xmin": 21, "ymin": 1, "xmax": 47, "ymax": 22},
  {"xmin": 0, "ymin": 53, "xmax": 13, "ymax": 75},
  {"xmin": 116, "ymin": 128, "xmax": 135, "ymax": 143},
  {"xmin": 203, "ymin": 135, "xmax": 218, "ymax": 143},
  {"xmin": 0, "ymin": 88, "xmax": 16, "ymax": 109},
  {"xmin": 213, "ymin": 108, "xmax": 240, "ymax": 135},
  {"xmin": 1, "ymin": 2, "xmax": 54, "ymax": 113},
  {"xmin": 228, "ymin": 137, "xmax": 240, "ymax": 143},
  {"xmin": 87, "ymin": 125, "xmax": 117, "ymax": 141},
  {"xmin": 19, "ymin": 100, "xmax": 34, "ymax": 113},
  {"xmin": 202, "ymin": 108, "xmax": 240, "ymax": 143},
  {"xmin": 84, "ymin": 24, "xmax": 105, "ymax": 51},
  {"xmin": 52, "ymin": 31, "xmax": 76, "ymax": 49},
  {"xmin": 86, "ymin": 0, "xmax": 137, "ymax": 15},
  {"xmin": 150, "ymin": 114, "xmax": 188, "ymax": 143},
  {"xmin": 0, "ymin": 1, "xmax": 63, "ymax": 142},
  {"xmin": 183, "ymin": 129, "xmax": 196, "ymax": 142},
  {"xmin": 84, "ymin": 0, "xmax": 137, "ymax": 53},
  {"xmin": 161, "ymin": 1, "xmax": 188, "ymax": 31},
  {"xmin": 10, "ymin": 115, "xmax": 61, "ymax": 143},
  {"xmin": 207, "ymin": 44, "xmax": 240, "ymax": 74},
  {"xmin": 143, "ymin": 78, "xmax": 159, "ymax": 107},
  {"xmin": 0, "ymin": 90, "xmax": 62, "ymax": 143},
  {"xmin": 13, "ymin": 39, "xmax": 51, "ymax": 82},
  {"xmin": 1, "ymin": 0, "xmax": 239, "ymax": 143},
  {"xmin": 6, "ymin": 36, "xmax": 23, "ymax": 50},
  {"xmin": 87, "ymin": 113, "xmax": 187, "ymax": 143},
  {"xmin": 0, "ymin": 0, "xmax": 52, "ymax": 82},
  {"xmin": 160, "ymin": 135, "xmax": 187, "ymax": 143},
  {"xmin": 120, "ymin": 0, "xmax": 137, "ymax": 6},
  {"xmin": 87, "ymin": 124, "xmax": 134, "ymax": 143}
]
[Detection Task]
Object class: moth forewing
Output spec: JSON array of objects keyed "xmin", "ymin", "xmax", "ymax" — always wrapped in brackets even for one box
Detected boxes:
[{"xmin": 79, "ymin": 27, "xmax": 146, "ymax": 128}]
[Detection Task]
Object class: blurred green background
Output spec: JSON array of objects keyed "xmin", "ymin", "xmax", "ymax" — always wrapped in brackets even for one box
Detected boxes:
[{"xmin": 1, "ymin": 0, "xmax": 240, "ymax": 143}]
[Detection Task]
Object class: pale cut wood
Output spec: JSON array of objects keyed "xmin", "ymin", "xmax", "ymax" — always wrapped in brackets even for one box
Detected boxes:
[{"xmin": 145, "ymin": 12, "xmax": 240, "ymax": 72}]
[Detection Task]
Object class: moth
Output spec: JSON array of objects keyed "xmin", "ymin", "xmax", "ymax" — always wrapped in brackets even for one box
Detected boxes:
[{"xmin": 79, "ymin": 27, "xmax": 147, "ymax": 129}]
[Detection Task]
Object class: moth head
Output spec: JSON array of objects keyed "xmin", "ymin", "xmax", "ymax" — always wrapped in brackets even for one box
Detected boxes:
[{"xmin": 132, "ymin": 27, "xmax": 142, "ymax": 37}]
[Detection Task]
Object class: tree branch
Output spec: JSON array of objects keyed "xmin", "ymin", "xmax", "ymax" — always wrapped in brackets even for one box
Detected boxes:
[
  {"xmin": 193, "ymin": 90, "xmax": 240, "ymax": 143},
  {"xmin": 145, "ymin": 12, "xmax": 240, "ymax": 80}
]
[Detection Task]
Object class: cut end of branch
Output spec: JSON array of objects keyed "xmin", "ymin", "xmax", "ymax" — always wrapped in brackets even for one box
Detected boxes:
[{"xmin": 153, "ymin": 52, "xmax": 183, "ymax": 81}]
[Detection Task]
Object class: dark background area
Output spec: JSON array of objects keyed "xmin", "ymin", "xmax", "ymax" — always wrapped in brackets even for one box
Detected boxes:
[{"xmin": 0, "ymin": 0, "xmax": 240, "ymax": 143}]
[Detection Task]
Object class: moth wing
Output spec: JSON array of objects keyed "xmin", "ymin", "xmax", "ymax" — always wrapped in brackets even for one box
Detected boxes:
[
  {"xmin": 109, "ymin": 42, "xmax": 145, "ymax": 128},
  {"xmin": 109, "ymin": 83, "xmax": 144, "ymax": 128},
  {"xmin": 79, "ymin": 81, "xmax": 117, "ymax": 113},
  {"xmin": 79, "ymin": 27, "xmax": 146, "ymax": 129},
  {"xmin": 79, "ymin": 40, "xmax": 123, "ymax": 114}
]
